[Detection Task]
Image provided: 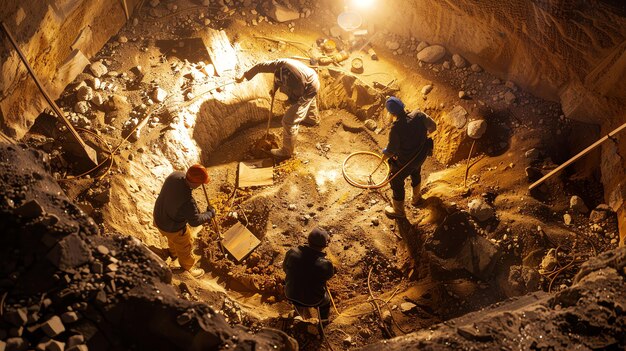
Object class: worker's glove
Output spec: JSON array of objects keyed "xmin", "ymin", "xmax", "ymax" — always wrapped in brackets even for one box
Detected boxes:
[
  {"xmin": 381, "ymin": 148, "xmax": 390, "ymax": 161},
  {"xmin": 206, "ymin": 206, "xmax": 216, "ymax": 219}
]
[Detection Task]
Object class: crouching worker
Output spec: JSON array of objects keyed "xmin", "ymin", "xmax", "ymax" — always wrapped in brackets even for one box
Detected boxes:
[
  {"xmin": 153, "ymin": 164, "xmax": 216, "ymax": 278},
  {"xmin": 383, "ymin": 96, "xmax": 437, "ymax": 218},
  {"xmin": 283, "ymin": 228, "xmax": 334, "ymax": 322},
  {"xmin": 237, "ymin": 58, "xmax": 320, "ymax": 159}
]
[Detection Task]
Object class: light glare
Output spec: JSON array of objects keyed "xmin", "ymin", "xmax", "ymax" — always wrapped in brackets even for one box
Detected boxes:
[{"xmin": 352, "ymin": 0, "xmax": 375, "ymax": 9}]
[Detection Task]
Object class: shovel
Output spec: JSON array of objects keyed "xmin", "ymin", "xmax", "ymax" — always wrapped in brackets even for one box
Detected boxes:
[
  {"xmin": 201, "ymin": 183, "xmax": 225, "ymax": 256},
  {"xmin": 265, "ymin": 89, "xmax": 277, "ymax": 140}
]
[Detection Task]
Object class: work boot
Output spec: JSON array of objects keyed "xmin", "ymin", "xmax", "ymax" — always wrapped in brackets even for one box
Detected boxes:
[
  {"xmin": 384, "ymin": 200, "xmax": 406, "ymax": 218},
  {"xmin": 300, "ymin": 117, "xmax": 320, "ymax": 127},
  {"xmin": 270, "ymin": 148, "xmax": 292, "ymax": 159},
  {"xmin": 411, "ymin": 184, "xmax": 424, "ymax": 206},
  {"xmin": 187, "ymin": 267, "xmax": 205, "ymax": 278}
]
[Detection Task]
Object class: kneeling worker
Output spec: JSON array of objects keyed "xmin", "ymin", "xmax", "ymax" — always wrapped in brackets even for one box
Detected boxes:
[
  {"xmin": 283, "ymin": 228, "xmax": 335, "ymax": 321},
  {"xmin": 153, "ymin": 164, "xmax": 216, "ymax": 277}
]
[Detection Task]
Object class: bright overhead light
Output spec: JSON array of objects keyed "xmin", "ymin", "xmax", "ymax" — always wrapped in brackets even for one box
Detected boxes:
[{"xmin": 351, "ymin": 0, "xmax": 375, "ymax": 9}]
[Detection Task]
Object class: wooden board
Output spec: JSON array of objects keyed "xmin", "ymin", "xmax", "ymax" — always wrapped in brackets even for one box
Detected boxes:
[
  {"xmin": 238, "ymin": 159, "xmax": 274, "ymax": 188},
  {"xmin": 221, "ymin": 222, "xmax": 261, "ymax": 262},
  {"xmin": 200, "ymin": 29, "xmax": 237, "ymax": 76}
]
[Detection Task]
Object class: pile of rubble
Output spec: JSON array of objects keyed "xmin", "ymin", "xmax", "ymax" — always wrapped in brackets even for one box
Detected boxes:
[
  {"xmin": 362, "ymin": 246, "xmax": 626, "ymax": 350},
  {"xmin": 0, "ymin": 144, "xmax": 294, "ymax": 350}
]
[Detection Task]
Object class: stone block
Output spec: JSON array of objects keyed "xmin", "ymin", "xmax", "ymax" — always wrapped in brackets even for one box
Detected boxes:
[
  {"xmin": 41, "ymin": 316, "xmax": 65, "ymax": 337},
  {"xmin": 46, "ymin": 233, "xmax": 92, "ymax": 270}
]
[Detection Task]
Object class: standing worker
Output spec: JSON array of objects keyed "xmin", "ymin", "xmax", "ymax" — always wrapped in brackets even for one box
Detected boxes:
[
  {"xmin": 153, "ymin": 164, "xmax": 216, "ymax": 277},
  {"xmin": 237, "ymin": 58, "xmax": 320, "ymax": 159},
  {"xmin": 383, "ymin": 96, "xmax": 437, "ymax": 218},
  {"xmin": 283, "ymin": 227, "xmax": 334, "ymax": 322}
]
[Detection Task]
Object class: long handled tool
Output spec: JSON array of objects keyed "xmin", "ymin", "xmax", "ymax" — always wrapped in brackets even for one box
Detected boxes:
[
  {"xmin": 202, "ymin": 184, "xmax": 222, "ymax": 240},
  {"xmin": 265, "ymin": 90, "xmax": 277, "ymax": 140},
  {"xmin": 529, "ymin": 120, "xmax": 626, "ymax": 191},
  {"xmin": 0, "ymin": 22, "xmax": 98, "ymax": 167}
]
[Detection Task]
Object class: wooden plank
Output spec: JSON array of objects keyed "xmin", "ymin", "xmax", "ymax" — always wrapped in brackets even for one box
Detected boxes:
[
  {"xmin": 0, "ymin": 22, "xmax": 98, "ymax": 166},
  {"xmin": 221, "ymin": 222, "xmax": 261, "ymax": 262},
  {"xmin": 529, "ymin": 121, "xmax": 626, "ymax": 190},
  {"xmin": 238, "ymin": 159, "xmax": 274, "ymax": 188},
  {"xmin": 200, "ymin": 29, "xmax": 237, "ymax": 76}
]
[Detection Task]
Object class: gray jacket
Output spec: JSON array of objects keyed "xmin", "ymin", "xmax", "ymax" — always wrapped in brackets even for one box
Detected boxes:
[{"xmin": 243, "ymin": 58, "xmax": 319, "ymax": 102}]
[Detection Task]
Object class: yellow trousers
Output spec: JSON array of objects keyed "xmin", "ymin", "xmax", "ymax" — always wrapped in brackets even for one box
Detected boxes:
[{"xmin": 158, "ymin": 224, "xmax": 197, "ymax": 270}]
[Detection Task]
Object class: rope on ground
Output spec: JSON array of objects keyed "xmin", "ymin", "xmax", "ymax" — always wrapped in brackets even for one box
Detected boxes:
[
  {"xmin": 317, "ymin": 306, "xmax": 336, "ymax": 351},
  {"xmin": 367, "ymin": 267, "xmax": 393, "ymax": 338},
  {"xmin": 343, "ymin": 138, "xmax": 428, "ymax": 189},
  {"xmin": 0, "ymin": 292, "xmax": 7, "ymax": 316}
]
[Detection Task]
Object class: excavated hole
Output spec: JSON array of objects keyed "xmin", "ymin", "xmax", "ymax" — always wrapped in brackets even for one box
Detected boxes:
[{"xmin": 17, "ymin": 7, "xmax": 619, "ymax": 348}]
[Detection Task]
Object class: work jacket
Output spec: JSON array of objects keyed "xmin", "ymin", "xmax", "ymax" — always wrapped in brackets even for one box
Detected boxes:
[
  {"xmin": 153, "ymin": 172, "xmax": 212, "ymax": 232},
  {"xmin": 283, "ymin": 245, "xmax": 334, "ymax": 306},
  {"xmin": 244, "ymin": 58, "xmax": 319, "ymax": 103},
  {"xmin": 384, "ymin": 109, "xmax": 436, "ymax": 165}
]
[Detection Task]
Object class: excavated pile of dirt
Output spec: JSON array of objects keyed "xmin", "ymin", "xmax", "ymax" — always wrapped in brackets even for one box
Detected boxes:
[
  {"xmin": 362, "ymin": 246, "xmax": 626, "ymax": 351},
  {"xmin": 0, "ymin": 143, "xmax": 294, "ymax": 351}
]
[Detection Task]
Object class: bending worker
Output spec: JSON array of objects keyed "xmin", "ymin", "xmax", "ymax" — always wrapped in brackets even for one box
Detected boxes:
[
  {"xmin": 283, "ymin": 227, "xmax": 334, "ymax": 322},
  {"xmin": 237, "ymin": 58, "xmax": 320, "ymax": 159},
  {"xmin": 153, "ymin": 164, "xmax": 216, "ymax": 277},
  {"xmin": 383, "ymin": 96, "xmax": 437, "ymax": 218}
]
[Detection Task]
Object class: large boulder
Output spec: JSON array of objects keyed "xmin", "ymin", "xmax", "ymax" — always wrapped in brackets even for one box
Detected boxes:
[
  {"xmin": 417, "ymin": 45, "xmax": 447, "ymax": 63},
  {"xmin": 425, "ymin": 211, "xmax": 501, "ymax": 280}
]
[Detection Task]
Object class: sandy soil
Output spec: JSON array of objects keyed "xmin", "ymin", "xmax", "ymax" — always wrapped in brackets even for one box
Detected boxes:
[{"xmin": 19, "ymin": 0, "xmax": 621, "ymax": 349}]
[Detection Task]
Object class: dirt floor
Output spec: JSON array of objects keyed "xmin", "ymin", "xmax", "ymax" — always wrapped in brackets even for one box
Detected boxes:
[{"xmin": 18, "ymin": 0, "xmax": 622, "ymax": 349}]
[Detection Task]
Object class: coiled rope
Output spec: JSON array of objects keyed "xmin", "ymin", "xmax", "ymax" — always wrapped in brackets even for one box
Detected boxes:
[{"xmin": 342, "ymin": 140, "xmax": 428, "ymax": 189}]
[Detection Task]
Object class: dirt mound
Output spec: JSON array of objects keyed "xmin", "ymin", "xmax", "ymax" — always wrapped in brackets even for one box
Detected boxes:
[
  {"xmin": 0, "ymin": 144, "xmax": 294, "ymax": 351},
  {"xmin": 361, "ymin": 246, "xmax": 626, "ymax": 350}
]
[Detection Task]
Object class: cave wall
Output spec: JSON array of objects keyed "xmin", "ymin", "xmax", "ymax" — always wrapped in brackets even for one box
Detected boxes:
[
  {"xmin": 0, "ymin": 0, "xmax": 139, "ymax": 138},
  {"xmin": 343, "ymin": 0, "xmax": 626, "ymax": 241}
]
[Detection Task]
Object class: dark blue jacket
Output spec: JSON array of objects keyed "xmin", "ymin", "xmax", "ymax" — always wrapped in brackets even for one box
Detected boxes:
[
  {"xmin": 384, "ymin": 109, "xmax": 431, "ymax": 165},
  {"xmin": 153, "ymin": 172, "xmax": 212, "ymax": 232},
  {"xmin": 283, "ymin": 245, "xmax": 334, "ymax": 306}
]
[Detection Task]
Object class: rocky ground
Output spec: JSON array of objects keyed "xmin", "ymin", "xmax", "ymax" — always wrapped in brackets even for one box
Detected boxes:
[{"xmin": 4, "ymin": 0, "xmax": 624, "ymax": 350}]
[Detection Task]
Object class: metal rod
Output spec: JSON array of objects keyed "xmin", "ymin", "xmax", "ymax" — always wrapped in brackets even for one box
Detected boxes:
[
  {"xmin": 0, "ymin": 22, "xmax": 98, "ymax": 166},
  {"xmin": 529, "ymin": 121, "xmax": 626, "ymax": 190}
]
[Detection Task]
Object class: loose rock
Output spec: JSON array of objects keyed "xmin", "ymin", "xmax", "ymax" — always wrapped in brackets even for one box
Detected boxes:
[
  {"xmin": 417, "ymin": 45, "xmax": 446, "ymax": 63},
  {"xmin": 467, "ymin": 120, "xmax": 487, "ymax": 139},
  {"xmin": 88, "ymin": 61, "xmax": 108, "ymax": 78},
  {"xmin": 452, "ymin": 54, "xmax": 467, "ymax": 68},
  {"xmin": 468, "ymin": 198, "xmax": 495, "ymax": 222},
  {"xmin": 570, "ymin": 195, "xmax": 589, "ymax": 213}
]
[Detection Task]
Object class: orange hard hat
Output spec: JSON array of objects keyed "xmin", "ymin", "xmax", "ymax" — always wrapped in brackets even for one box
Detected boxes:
[{"xmin": 186, "ymin": 164, "xmax": 210, "ymax": 184}]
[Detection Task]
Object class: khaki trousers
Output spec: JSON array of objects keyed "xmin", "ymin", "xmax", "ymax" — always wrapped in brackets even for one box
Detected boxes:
[{"xmin": 158, "ymin": 224, "xmax": 197, "ymax": 270}]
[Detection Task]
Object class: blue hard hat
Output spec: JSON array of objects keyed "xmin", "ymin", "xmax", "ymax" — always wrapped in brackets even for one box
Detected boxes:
[{"xmin": 385, "ymin": 96, "xmax": 405, "ymax": 116}]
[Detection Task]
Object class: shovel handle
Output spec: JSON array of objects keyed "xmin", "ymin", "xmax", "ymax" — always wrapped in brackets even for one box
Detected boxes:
[{"xmin": 265, "ymin": 90, "xmax": 276, "ymax": 139}]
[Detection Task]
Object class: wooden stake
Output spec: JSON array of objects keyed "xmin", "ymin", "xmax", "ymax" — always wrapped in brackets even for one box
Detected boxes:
[
  {"xmin": 464, "ymin": 139, "xmax": 476, "ymax": 188},
  {"xmin": 0, "ymin": 22, "xmax": 98, "ymax": 166},
  {"xmin": 529, "ymin": 121, "xmax": 626, "ymax": 190},
  {"xmin": 121, "ymin": 0, "xmax": 130, "ymax": 20}
]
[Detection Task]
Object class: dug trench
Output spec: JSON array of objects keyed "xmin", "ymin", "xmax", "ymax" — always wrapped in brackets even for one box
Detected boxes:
[{"xmin": 2, "ymin": 1, "xmax": 625, "ymax": 350}]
